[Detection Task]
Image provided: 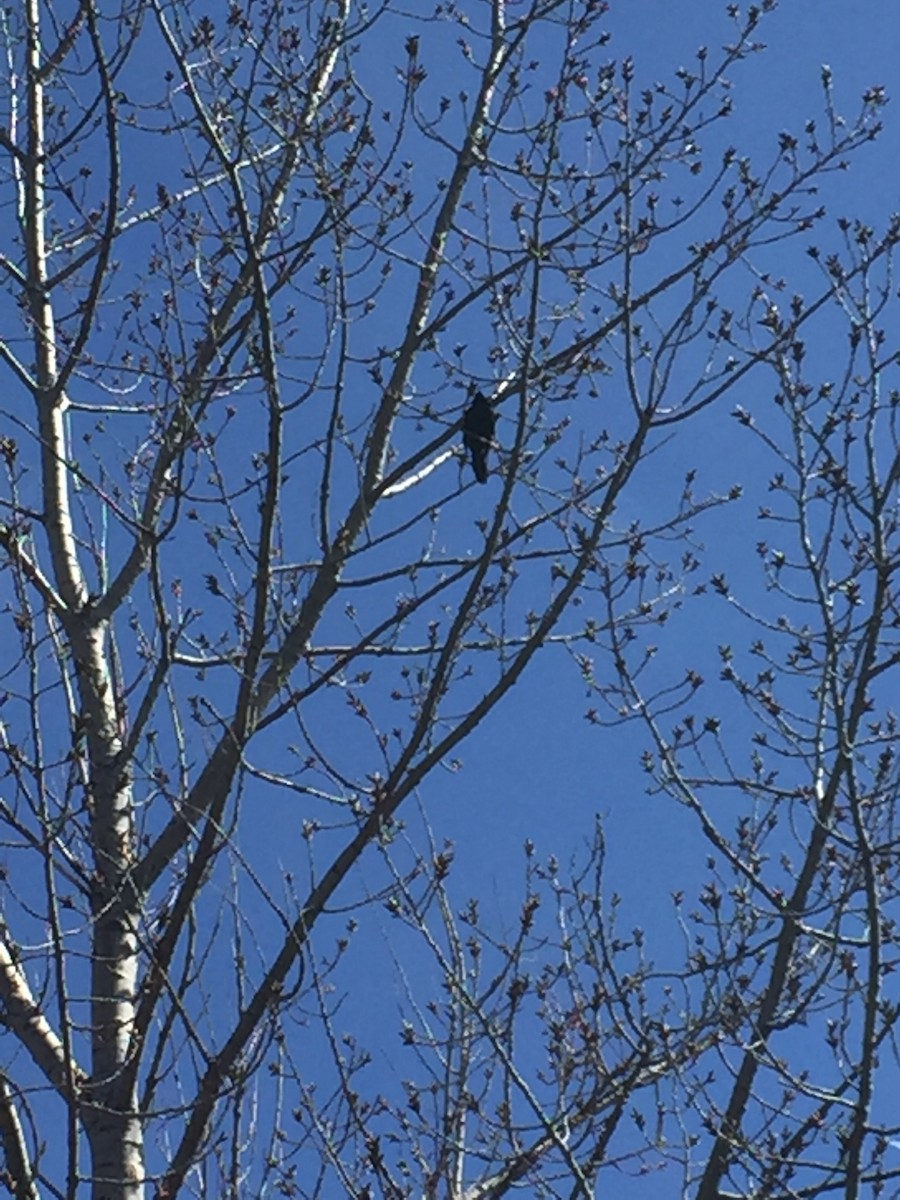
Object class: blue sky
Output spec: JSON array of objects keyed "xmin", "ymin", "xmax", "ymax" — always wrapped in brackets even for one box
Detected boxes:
[
  {"xmin": 3, "ymin": 0, "xmax": 900, "ymax": 1193},
  {"xmin": 237, "ymin": 4, "xmax": 900, "ymax": 1193},
  {"xmin": 310, "ymin": 3, "xmax": 900, "ymax": 1192}
]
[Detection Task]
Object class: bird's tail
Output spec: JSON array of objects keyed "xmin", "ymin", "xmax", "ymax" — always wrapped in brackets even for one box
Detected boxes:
[{"xmin": 470, "ymin": 447, "xmax": 488, "ymax": 483}]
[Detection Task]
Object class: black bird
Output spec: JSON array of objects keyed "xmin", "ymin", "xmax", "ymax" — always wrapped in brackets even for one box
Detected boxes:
[{"xmin": 462, "ymin": 391, "xmax": 496, "ymax": 484}]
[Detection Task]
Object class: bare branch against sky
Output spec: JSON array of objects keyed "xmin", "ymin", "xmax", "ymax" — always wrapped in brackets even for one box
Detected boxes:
[{"xmin": 0, "ymin": 1, "xmax": 898, "ymax": 1196}]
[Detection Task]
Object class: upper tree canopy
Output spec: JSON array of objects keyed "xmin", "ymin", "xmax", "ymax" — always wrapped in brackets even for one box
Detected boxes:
[{"xmin": 0, "ymin": 2, "xmax": 898, "ymax": 1197}]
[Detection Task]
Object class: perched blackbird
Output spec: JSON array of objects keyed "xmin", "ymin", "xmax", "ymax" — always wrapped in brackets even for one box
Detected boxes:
[{"xmin": 462, "ymin": 391, "xmax": 496, "ymax": 484}]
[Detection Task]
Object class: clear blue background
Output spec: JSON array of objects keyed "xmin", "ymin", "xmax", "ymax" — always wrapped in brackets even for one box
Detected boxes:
[{"xmin": 2, "ymin": 0, "xmax": 899, "ymax": 1192}]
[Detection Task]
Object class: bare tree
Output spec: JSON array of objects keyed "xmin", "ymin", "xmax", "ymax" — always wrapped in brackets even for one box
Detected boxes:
[
  {"xmin": 0, "ymin": 0, "xmax": 893, "ymax": 1196},
  {"xmin": 603, "ymin": 206, "xmax": 900, "ymax": 1199}
]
